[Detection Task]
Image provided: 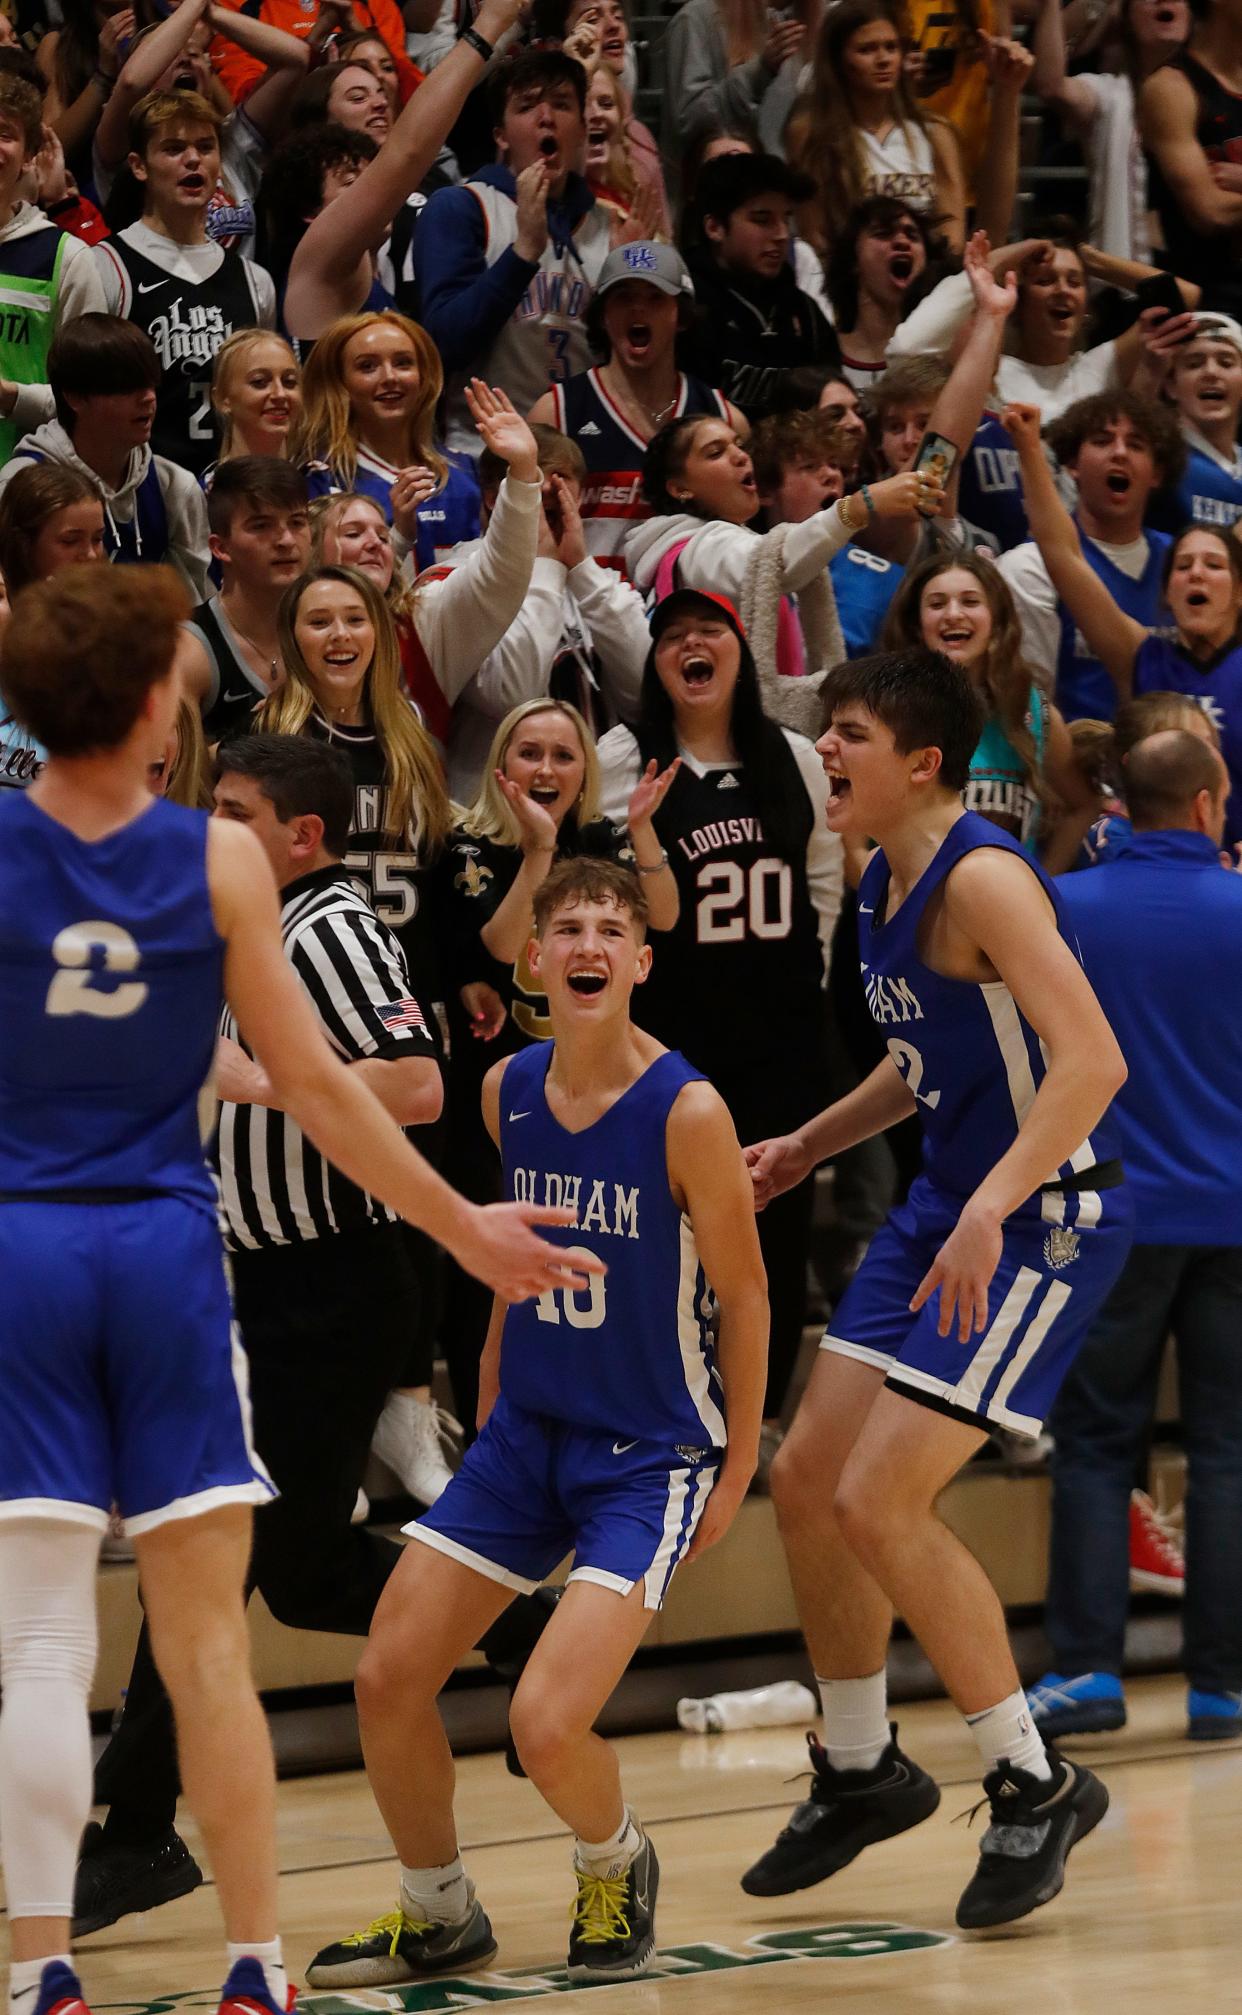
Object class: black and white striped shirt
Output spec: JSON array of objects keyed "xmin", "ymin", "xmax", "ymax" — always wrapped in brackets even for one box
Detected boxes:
[{"xmin": 216, "ymin": 866, "xmax": 439, "ymax": 1251}]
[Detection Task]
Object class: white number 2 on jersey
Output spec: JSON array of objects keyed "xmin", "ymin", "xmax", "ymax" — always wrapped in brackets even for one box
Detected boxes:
[
  {"xmin": 535, "ymin": 1243, "xmax": 606, "ymax": 1330},
  {"xmin": 45, "ymin": 921, "xmax": 148, "ymax": 1020},
  {"xmin": 887, "ymin": 1036, "xmax": 941, "ymax": 1110},
  {"xmin": 695, "ymin": 858, "xmax": 793, "ymax": 944}
]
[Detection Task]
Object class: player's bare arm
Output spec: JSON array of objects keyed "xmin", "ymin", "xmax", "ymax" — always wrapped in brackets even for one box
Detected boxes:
[
  {"xmin": 209, "ymin": 820, "xmax": 603, "ymax": 1303},
  {"xmin": 746, "ymin": 1059, "xmax": 917, "ymax": 1210},
  {"xmin": 910, "ymin": 849, "xmax": 1127, "ymax": 1341},
  {"xmin": 667, "ymin": 1080, "xmax": 769, "ymax": 1557},
  {"xmin": 215, "ymin": 1037, "xmax": 443, "ymax": 1128}
]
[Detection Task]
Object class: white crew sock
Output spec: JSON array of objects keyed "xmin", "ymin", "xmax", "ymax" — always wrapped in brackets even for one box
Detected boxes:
[
  {"xmin": 817, "ymin": 1670, "xmax": 889, "ymax": 1772},
  {"xmin": 965, "ymin": 1689, "xmax": 1053, "ymax": 1784},
  {"xmin": 9, "ymin": 1956, "xmax": 70, "ymax": 2015},
  {"xmin": 401, "ymin": 1858, "xmax": 470, "ymax": 1925},
  {"xmin": 574, "ymin": 1808, "xmax": 642, "ymax": 1880},
  {"xmin": 226, "ymin": 1938, "xmax": 286, "ymax": 2010}
]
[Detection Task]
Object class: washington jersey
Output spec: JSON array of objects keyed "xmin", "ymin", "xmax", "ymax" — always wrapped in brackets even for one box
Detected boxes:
[
  {"xmin": 858, "ymin": 811, "xmax": 1119, "ymax": 1203},
  {"xmin": 549, "ymin": 367, "xmax": 727, "ymax": 573},
  {"xmin": 1134, "ymin": 631, "xmax": 1242, "ymax": 847},
  {"xmin": 499, "ymin": 1042, "xmax": 725, "ymax": 1446},
  {"xmin": 1056, "ymin": 528, "xmax": 1170, "ymax": 721},
  {"xmin": 0, "ymin": 795, "xmax": 220, "ymax": 1203}
]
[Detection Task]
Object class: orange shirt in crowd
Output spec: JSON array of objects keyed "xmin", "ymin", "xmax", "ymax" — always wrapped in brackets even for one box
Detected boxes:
[{"xmin": 209, "ymin": 0, "xmax": 411, "ymax": 103}]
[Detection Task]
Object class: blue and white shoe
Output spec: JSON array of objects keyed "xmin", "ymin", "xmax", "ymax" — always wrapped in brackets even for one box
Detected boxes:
[
  {"xmin": 30, "ymin": 1962, "xmax": 91, "ymax": 2015},
  {"xmin": 1027, "ymin": 1672, "xmax": 1126, "ymax": 1738},
  {"xmin": 217, "ymin": 1957, "xmax": 295, "ymax": 2015},
  {"xmin": 1187, "ymin": 1689, "xmax": 1242, "ymax": 1742}
]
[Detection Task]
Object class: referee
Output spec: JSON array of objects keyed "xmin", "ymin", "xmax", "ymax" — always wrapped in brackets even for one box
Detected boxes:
[{"xmin": 78, "ymin": 737, "xmax": 550, "ymax": 1934}]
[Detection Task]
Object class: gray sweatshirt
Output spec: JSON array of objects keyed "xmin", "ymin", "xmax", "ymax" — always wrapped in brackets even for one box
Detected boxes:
[{"xmin": 663, "ymin": 0, "xmax": 805, "ymax": 159}]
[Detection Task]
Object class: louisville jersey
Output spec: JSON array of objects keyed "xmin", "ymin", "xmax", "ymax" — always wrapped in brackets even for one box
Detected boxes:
[
  {"xmin": 0, "ymin": 795, "xmax": 220, "ymax": 1203},
  {"xmin": 858, "ymin": 810, "xmax": 1119, "ymax": 1203},
  {"xmin": 631, "ymin": 746, "xmax": 824, "ymax": 1089},
  {"xmin": 549, "ymin": 367, "xmax": 727, "ymax": 573},
  {"xmin": 498, "ymin": 1041, "xmax": 725, "ymax": 1447}
]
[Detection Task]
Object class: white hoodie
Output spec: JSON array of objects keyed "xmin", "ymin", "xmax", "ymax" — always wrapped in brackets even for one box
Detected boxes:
[
  {"xmin": 0, "ymin": 204, "xmax": 108, "ymax": 437},
  {"xmin": 0, "ymin": 418, "xmax": 211, "ymax": 604},
  {"xmin": 623, "ymin": 502, "xmax": 855, "ymax": 603}
]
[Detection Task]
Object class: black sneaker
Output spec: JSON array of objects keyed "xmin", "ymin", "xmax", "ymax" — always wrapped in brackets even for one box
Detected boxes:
[
  {"xmin": 305, "ymin": 1894, "xmax": 497, "ymax": 1987},
  {"xmin": 955, "ymin": 1754, "xmax": 1109, "ymax": 1929},
  {"xmin": 567, "ymin": 1832, "xmax": 659, "ymax": 1983},
  {"xmin": 73, "ymin": 1821, "xmax": 203, "ymax": 1937},
  {"xmin": 740, "ymin": 1727, "xmax": 940, "ymax": 1897}
]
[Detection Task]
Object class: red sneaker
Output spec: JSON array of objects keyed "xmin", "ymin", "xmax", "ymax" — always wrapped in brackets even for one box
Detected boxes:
[
  {"xmin": 1129, "ymin": 1490, "xmax": 1185, "ymax": 1596},
  {"xmin": 217, "ymin": 1959, "xmax": 296, "ymax": 2015}
]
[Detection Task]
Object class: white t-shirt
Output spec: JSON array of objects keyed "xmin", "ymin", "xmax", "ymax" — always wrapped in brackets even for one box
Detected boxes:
[
  {"xmin": 1077, "ymin": 71, "xmax": 1149, "ymax": 267},
  {"xmin": 859, "ymin": 121, "xmax": 936, "ymax": 210},
  {"xmin": 995, "ymin": 342, "xmax": 1120, "ymax": 425},
  {"xmin": 998, "ymin": 531, "xmax": 1153, "ymax": 682}
]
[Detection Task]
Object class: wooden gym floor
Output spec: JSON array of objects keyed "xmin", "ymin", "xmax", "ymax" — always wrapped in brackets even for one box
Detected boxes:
[{"xmin": 7, "ymin": 1672, "xmax": 1238, "ymax": 2015}]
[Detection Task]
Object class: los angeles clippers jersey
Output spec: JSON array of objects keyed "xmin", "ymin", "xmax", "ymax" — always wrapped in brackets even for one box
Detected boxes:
[
  {"xmin": 0, "ymin": 796, "xmax": 221, "ymax": 1202},
  {"xmin": 304, "ymin": 713, "xmax": 446, "ymax": 1031},
  {"xmin": 498, "ymin": 1042, "xmax": 725, "ymax": 1446},
  {"xmin": 632, "ymin": 750, "xmax": 824, "ymax": 1090},
  {"xmin": 1134, "ymin": 631, "xmax": 1242, "ymax": 846},
  {"xmin": 1056, "ymin": 528, "xmax": 1170, "ymax": 720},
  {"xmin": 857, "ymin": 810, "xmax": 1118, "ymax": 1202},
  {"xmin": 109, "ymin": 234, "xmax": 260, "ymax": 477},
  {"xmin": 958, "ymin": 414, "xmax": 1028, "ymax": 553},
  {"xmin": 549, "ymin": 368, "xmax": 727, "ymax": 572}
]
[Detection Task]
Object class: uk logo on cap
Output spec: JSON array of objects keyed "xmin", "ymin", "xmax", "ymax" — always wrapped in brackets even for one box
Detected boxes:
[{"xmin": 623, "ymin": 245, "xmax": 657, "ymax": 272}]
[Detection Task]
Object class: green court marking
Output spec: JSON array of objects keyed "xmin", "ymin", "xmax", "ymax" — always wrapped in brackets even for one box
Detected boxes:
[{"xmin": 93, "ymin": 1921, "xmax": 953, "ymax": 2015}]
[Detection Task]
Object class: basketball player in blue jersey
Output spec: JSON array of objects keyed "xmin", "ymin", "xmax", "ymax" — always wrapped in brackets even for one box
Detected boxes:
[
  {"xmin": 308, "ymin": 856, "xmax": 768, "ymax": 1990},
  {"xmin": 742, "ymin": 646, "xmax": 1134, "ymax": 1929},
  {"xmin": 0, "ymin": 566, "xmax": 597, "ymax": 2015}
]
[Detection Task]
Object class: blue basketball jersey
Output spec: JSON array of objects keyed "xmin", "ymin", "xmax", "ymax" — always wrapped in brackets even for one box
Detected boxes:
[
  {"xmin": 550, "ymin": 368, "xmax": 727, "ymax": 573},
  {"xmin": 857, "ymin": 811, "xmax": 1117, "ymax": 1203},
  {"xmin": 1173, "ymin": 444, "xmax": 1242, "ymax": 531},
  {"xmin": 829, "ymin": 542, "xmax": 904, "ymax": 657},
  {"xmin": 1056, "ymin": 528, "xmax": 1170, "ymax": 721},
  {"xmin": 498, "ymin": 1042, "xmax": 725, "ymax": 1447},
  {"xmin": 1134, "ymin": 630, "xmax": 1242, "ymax": 846},
  {"xmin": 0, "ymin": 796, "xmax": 222, "ymax": 1203},
  {"xmin": 958, "ymin": 414, "xmax": 1028, "ymax": 553}
]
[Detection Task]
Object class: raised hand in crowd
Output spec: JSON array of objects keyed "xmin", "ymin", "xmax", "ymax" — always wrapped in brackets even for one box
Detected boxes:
[
  {"xmin": 463, "ymin": 380, "xmax": 542, "ymax": 485},
  {"xmin": 514, "ymin": 159, "xmax": 553, "ymax": 265},
  {"xmin": 761, "ymin": 15, "xmax": 805, "ymax": 73}
]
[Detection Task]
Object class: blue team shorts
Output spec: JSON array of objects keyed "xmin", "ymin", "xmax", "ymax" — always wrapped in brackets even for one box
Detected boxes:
[
  {"xmin": 405, "ymin": 1393, "xmax": 721, "ymax": 1610},
  {"xmin": 821, "ymin": 1176, "xmax": 1133, "ymax": 1439},
  {"xmin": 0, "ymin": 1197, "xmax": 276, "ymax": 1536}
]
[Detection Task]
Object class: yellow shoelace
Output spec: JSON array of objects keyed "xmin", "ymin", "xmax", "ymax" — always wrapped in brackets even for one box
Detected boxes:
[
  {"xmin": 572, "ymin": 1872, "xmax": 631, "ymax": 1946},
  {"xmin": 339, "ymin": 1909, "xmax": 434, "ymax": 1951}
]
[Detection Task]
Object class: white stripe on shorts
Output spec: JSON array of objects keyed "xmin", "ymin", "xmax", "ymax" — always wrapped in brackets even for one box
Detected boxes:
[{"xmin": 952, "ymin": 1267, "xmax": 1041, "ymax": 1414}]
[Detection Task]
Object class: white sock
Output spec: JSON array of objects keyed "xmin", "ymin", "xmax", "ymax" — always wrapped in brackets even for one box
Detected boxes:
[
  {"xmin": 9, "ymin": 1956, "xmax": 69, "ymax": 2015},
  {"xmin": 817, "ymin": 1670, "xmax": 889, "ymax": 1773},
  {"xmin": 226, "ymin": 1938, "xmax": 286, "ymax": 2010},
  {"xmin": 965, "ymin": 1690, "xmax": 1053, "ymax": 1784},
  {"xmin": 574, "ymin": 1808, "xmax": 642, "ymax": 1880},
  {"xmin": 401, "ymin": 1858, "xmax": 469, "ymax": 1925}
]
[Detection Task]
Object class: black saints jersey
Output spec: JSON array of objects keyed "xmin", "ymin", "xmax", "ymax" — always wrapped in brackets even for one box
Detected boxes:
[
  {"xmin": 304, "ymin": 714, "xmax": 446, "ymax": 1037},
  {"xmin": 634, "ymin": 745, "xmax": 829, "ymax": 1119}
]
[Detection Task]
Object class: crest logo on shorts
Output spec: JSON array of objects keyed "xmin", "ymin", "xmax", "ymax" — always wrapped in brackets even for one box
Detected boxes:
[
  {"xmin": 623, "ymin": 245, "xmax": 657, "ymax": 271},
  {"xmin": 1044, "ymin": 1227, "xmax": 1080, "ymax": 1271}
]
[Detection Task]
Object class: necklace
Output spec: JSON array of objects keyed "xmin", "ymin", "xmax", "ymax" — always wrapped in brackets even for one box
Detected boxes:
[
  {"xmin": 604, "ymin": 366, "xmax": 680, "ymax": 435},
  {"xmin": 226, "ymin": 612, "xmax": 280, "ymax": 686}
]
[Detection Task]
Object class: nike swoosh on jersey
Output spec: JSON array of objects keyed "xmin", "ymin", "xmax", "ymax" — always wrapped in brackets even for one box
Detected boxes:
[
  {"xmin": 612, "ymin": 1438, "xmax": 639, "ymax": 1454},
  {"xmin": 221, "ymin": 689, "xmax": 260, "ymax": 707},
  {"xmin": 137, "ymin": 280, "xmax": 167, "ymax": 294},
  {"xmin": 508, "ymin": 1109, "xmax": 532, "ymax": 1121}
]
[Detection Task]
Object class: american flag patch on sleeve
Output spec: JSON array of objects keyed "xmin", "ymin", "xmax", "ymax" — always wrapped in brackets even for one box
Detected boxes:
[{"xmin": 377, "ymin": 998, "xmax": 429, "ymax": 1034}]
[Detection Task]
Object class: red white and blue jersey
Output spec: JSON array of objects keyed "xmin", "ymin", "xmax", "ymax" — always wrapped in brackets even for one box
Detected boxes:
[
  {"xmin": 0, "ymin": 795, "xmax": 220, "ymax": 1204},
  {"xmin": 549, "ymin": 368, "xmax": 727, "ymax": 574},
  {"xmin": 858, "ymin": 811, "xmax": 1118, "ymax": 1206},
  {"xmin": 498, "ymin": 1041, "xmax": 726, "ymax": 1447}
]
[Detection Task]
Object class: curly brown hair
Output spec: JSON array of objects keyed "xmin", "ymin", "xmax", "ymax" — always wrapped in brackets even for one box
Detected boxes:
[
  {"xmin": 1045, "ymin": 390, "xmax": 1187, "ymax": 489},
  {"xmin": 882, "ymin": 552, "xmax": 1043, "ymax": 799}
]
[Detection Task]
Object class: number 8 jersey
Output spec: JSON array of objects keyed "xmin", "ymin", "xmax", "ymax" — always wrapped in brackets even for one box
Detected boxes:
[
  {"xmin": 0, "ymin": 795, "xmax": 222, "ymax": 1203},
  {"xmin": 858, "ymin": 810, "xmax": 1120, "ymax": 1206},
  {"xmin": 498, "ymin": 1042, "xmax": 726, "ymax": 1449}
]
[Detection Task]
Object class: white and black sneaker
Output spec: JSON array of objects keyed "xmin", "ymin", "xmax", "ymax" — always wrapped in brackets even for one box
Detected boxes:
[
  {"xmin": 567, "ymin": 1832, "xmax": 659, "ymax": 1983},
  {"xmin": 306, "ymin": 1892, "xmax": 497, "ymax": 1986},
  {"xmin": 740, "ymin": 1727, "xmax": 940, "ymax": 1896},
  {"xmin": 955, "ymin": 1753, "xmax": 1109, "ymax": 1929}
]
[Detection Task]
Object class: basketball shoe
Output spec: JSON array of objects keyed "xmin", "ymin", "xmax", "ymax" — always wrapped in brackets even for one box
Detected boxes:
[
  {"xmin": 1188, "ymin": 1688, "xmax": 1242, "ymax": 1741},
  {"xmin": 217, "ymin": 1958, "xmax": 296, "ymax": 2015},
  {"xmin": 305, "ymin": 1892, "xmax": 497, "ymax": 1986},
  {"xmin": 955, "ymin": 1753, "xmax": 1109, "ymax": 1928},
  {"xmin": 567, "ymin": 1832, "xmax": 659, "ymax": 1983},
  {"xmin": 1027, "ymin": 1671, "xmax": 1127, "ymax": 1738},
  {"xmin": 74, "ymin": 1821, "xmax": 203, "ymax": 1936},
  {"xmin": 27, "ymin": 1960, "xmax": 91, "ymax": 2015},
  {"xmin": 740, "ymin": 1727, "xmax": 940, "ymax": 1896}
]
